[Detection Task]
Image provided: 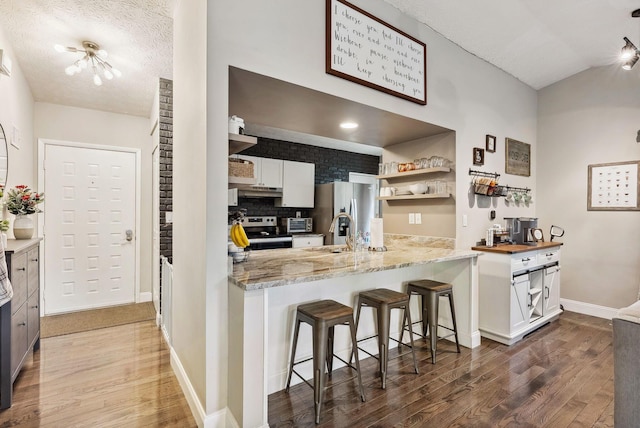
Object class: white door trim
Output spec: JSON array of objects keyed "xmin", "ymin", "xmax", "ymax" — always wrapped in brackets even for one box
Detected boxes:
[{"xmin": 37, "ymin": 138, "xmax": 142, "ymax": 314}]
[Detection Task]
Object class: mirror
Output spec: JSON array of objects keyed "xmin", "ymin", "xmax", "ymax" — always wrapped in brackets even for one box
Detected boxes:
[{"xmin": 0, "ymin": 124, "xmax": 7, "ymax": 188}]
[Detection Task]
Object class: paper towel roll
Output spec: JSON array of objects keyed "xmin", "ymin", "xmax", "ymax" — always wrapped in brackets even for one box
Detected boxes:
[{"xmin": 369, "ymin": 218, "xmax": 384, "ymax": 249}]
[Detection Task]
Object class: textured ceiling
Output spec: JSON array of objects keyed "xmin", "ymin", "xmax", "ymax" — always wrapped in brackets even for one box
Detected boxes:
[
  {"xmin": 0, "ymin": 0, "xmax": 173, "ymax": 117},
  {"xmin": 0, "ymin": 1, "xmax": 637, "ymax": 123},
  {"xmin": 383, "ymin": 0, "xmax": 640, "ymax": 89}
]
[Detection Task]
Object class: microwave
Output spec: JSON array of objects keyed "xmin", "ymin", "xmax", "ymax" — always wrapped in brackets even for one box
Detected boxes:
[{"xmin": 282, "ymin": 217, "xmax": 312, "ymax": 234}]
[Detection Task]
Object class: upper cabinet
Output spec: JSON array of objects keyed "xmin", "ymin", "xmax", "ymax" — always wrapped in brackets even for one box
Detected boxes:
[
  {"xmin": 276, "ymin": 160, "xmax": 315, "ymax": 208},
  {"xmin": 235, "ymin": 155, "xmax": 283, "ymax": 188}
]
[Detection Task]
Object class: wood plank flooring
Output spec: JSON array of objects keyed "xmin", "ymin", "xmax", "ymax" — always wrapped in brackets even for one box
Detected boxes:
[
  {"xmin": 269, "ymin": 311, "xmax": 615, "ymax": 427},
  {"xmin": 0, "ymin": 321, "xmax": 196, "ymax": 427}
]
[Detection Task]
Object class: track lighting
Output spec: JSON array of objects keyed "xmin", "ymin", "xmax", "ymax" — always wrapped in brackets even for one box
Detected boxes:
[{"xmin": 622, "ymin": 9, "xmax": 640, "ymax": 70}]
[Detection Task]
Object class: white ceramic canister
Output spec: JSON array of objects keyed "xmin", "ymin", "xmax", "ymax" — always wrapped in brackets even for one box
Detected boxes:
[{"xmin": 228, "ymin": 115, "xmax": 245, "ymax": 134}]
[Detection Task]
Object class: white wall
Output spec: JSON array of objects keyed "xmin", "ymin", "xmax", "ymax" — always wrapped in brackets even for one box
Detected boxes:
[
  {"xmin": 173, "ymin": 0, "xmax": 209, "ymax": 423},
  {"xmin": 200, "ymin": 0, "xmax": 538, "ymax": 424},
  {"xmin": 538, "ymin": 65, "xmax": 640, "ymax": 310},
  {"xmin": 33, "ymin": 103, "xmax": 153, "ymax": 295},
  {"xmin": 0, "ymin": 25, "xmax": 36, "ymax": 214}
]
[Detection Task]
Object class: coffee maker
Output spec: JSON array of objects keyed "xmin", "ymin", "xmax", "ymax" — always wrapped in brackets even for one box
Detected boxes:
[{"xmin": 504, "ymin": 217, "xmax": 538, "ymax": 246}]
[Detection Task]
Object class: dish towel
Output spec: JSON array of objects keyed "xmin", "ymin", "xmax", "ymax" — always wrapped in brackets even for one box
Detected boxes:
[{"xmin": 0, "ymin": 239, "xmax": 11, "ymax": 307}]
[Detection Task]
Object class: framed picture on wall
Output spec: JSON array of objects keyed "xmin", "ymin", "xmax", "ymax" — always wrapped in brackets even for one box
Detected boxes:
[
  {"xmin": 473, "ymin": 147, "xmax": 485, "ymax": 166},
  {"xmin": 505, "ymin": 138, "xmax": 530, "ymax": 176},
  {"xmin": 486, "ymin": 135, "xmax": 496, "ymax": 153},
  {"xmin": 587, "ymin": 160, "xmax": 640, "ymax": 211}
]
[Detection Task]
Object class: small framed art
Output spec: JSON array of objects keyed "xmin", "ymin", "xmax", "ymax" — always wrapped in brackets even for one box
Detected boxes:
[
  {"xmin": 486, "ymin": 135, "xmax": 496, "ymax": 153},
  {"xmin": 473, "ymin": 147, "xmax": 485, "ymax": 166}
]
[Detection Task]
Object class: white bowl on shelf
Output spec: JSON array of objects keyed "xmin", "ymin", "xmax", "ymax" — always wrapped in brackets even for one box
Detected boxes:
[{"xmin": 408, "ymin": 183, "xmax": 428, "ymax": 194}]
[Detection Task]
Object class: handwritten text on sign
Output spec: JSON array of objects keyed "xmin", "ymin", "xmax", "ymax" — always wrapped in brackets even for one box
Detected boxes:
[{"xmin": 327, "ymin": 0, "xmax": 426, "ymax": 104}]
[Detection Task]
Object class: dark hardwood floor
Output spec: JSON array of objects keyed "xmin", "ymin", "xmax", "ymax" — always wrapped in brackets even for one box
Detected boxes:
[
  {"xmin": 269, "ymin": 311, "xmax": 615, "ymax": 427},
  {"xmin": 0, "ymin": 321, "xmax": 196, "ymax": 427}
]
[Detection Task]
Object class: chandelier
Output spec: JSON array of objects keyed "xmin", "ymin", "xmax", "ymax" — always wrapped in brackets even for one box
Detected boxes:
[{"xmin": 54, "ymin": 41, "xmax": 121, "ymax": 86}]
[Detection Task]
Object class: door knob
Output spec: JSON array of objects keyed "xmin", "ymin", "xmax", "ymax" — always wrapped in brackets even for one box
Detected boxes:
[{"xmin": 125, "ymin": 230, "xmax": 133, "ymax": 241}]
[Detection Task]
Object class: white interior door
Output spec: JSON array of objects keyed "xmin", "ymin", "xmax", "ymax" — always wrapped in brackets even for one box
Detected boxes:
[{"xmin": 43, "ymin": 143, "xmax": 137, "ymax": 314}]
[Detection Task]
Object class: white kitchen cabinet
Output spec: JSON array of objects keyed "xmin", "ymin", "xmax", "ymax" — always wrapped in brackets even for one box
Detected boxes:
[
  {"xmin": 292, "ymin": 235, "xmax": 324, "ymax": 248},
  {"xmin": 276, "ymin": 160, "xmax": 315, "ymax": 208},
  {"xmin": 476, "ymin": 245, "xmax": 562, "ymax": 345},
  {"xmin": 236, "ymin": 155, "xmax": 283, "ymax": 188}
]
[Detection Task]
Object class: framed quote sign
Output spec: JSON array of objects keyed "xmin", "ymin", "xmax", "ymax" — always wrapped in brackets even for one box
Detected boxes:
[
  {"xmin": 587, "ymin": 160, "xmax": 640, "ymax": 211},
  {"xmin": 326, "ymin": 0, "xmax": 427, "ymax": 105},
  {"xmin": 505, "ymin": 138, "xmax": 530, "ymax": 177}
]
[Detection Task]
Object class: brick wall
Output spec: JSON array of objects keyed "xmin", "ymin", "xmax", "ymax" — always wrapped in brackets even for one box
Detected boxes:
[
  {"xmin": 159, "ymin": 78, "xmax": 173, "ymax": 263},
  {"xmin": 235, "ymin": 136, "xmax": 380, "ymax": 217}
]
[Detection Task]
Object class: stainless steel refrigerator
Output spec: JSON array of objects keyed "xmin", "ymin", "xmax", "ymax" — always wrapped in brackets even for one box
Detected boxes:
[{"xmin": 312, "ymin": 181, "xmax": 378, "ymax": 246}]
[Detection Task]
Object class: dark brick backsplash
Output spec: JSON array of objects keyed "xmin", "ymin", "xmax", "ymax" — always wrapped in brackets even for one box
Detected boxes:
[{"xmin": 233, "ymin": 136, "xmax": 380, "ymax": 218}]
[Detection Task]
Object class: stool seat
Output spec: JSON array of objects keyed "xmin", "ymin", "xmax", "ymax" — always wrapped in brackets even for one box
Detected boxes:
[
  {"xmin": 408, "ymin": 279, "xmax": 453, "ymax": 293},
  {"xmin": 359, "ymin": 288, "xmax": 410, "ymax": 305},
  {"xmin": 404, "ymin": 279, "xmax": 460, "ymax": 364},
  {"xmin": 298, "ymin": 299, "xmax": 354, "ymax": 321},
  {"xmin": 286, "ymin": 299, "xmax": 365, "ymax": 424},
  {"xmin": 354, "ymin": 288, "xmax": 418, "ymax": 389}
]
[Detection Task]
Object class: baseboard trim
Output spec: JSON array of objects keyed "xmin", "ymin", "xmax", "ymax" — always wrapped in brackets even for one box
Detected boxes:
[
  {"xmin": 560, "ymin": 298, "xmax": 619, "ymax": 320},
  {"xmin": 138, "ymin": 292, "xmax": 152, "ymax": 302}
]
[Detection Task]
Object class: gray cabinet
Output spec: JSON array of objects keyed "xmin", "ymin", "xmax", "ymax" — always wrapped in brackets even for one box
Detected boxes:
[{"xmin": 0, "ymin": 239, "xmax": 41, "ymax": 409}]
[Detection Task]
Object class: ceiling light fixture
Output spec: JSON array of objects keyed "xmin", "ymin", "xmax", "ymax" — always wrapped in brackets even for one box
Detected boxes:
[
  {"xmin": 621, "ymin": 9, "xmax": 640, "ymax": 70},
  {"xmin": 54, "ymin": 41, "xmax": 121, "ymax": 86},
  {"xmin": 340, "ymin": 121, "xmax": 358, "ymax": 129}
]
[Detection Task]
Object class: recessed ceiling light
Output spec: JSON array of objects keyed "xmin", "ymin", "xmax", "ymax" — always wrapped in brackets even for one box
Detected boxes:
[{"xmin": 340, "ymin": 122, "xmax": 358, "ymax": 129}]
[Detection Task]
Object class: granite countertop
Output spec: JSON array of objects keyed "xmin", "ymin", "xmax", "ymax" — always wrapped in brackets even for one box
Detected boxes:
[
  {"xmin": 229, "ymin": 234, "xmax": 479, "ymax": 291},
  {"xmin": 471, "ymin": 241, "xmax": 563, "ymax": 254}
]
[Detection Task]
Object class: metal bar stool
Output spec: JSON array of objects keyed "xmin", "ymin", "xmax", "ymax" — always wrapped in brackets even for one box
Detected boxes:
[
  {"xmin": 402, "ymin": 279, "xmax": 461, "ymax": 364},
  {"xmin": 354, "ymin": 288, "xmax": 419, "ymax": 389},
  {"xmin": 285, "ymin": 299, "xmax": 366, "ymax": 424}
]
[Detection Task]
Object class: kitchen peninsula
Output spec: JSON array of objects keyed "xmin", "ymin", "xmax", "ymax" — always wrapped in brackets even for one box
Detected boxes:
[{"xmin": 227, "ymin": 235, "xmax": 480, "ymax": 427}]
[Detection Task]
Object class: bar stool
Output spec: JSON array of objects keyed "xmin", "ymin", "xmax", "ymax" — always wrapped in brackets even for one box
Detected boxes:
[
  {"xmin": 354, "ymin": 288, "xmax": 419, "ymax": 389},
  {"xmin": 285, "ymin": 299, "xmax": 365, "ymax": 424},
  {"xmin": 403, "ymin": 279, "xmax": 460, "ymax": 364}
]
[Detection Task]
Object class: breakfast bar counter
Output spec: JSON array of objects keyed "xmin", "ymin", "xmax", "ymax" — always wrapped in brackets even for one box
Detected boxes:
[{"xmin": 227, "ymin": 235, "xmax": 480, "ymax": 427}]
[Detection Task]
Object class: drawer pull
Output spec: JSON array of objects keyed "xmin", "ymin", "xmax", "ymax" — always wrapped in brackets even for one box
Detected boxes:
[
  {"xmin": 31, "ymin": 258, "xmax": 38, "ymax": 262},
  {"xmin": 521, "ymin": 257, "xmax": 531, "ymax": 262},
  {"xmin": 30, "ymin": 305, "xmax": 38, "ymax": 309},
  {"xmin": 17, "ymin": 322, "xmax": 26, "ymax": 327},
  {"xmin": 17, "ymin": 267, "xmax": 26, "ymax": 271}
]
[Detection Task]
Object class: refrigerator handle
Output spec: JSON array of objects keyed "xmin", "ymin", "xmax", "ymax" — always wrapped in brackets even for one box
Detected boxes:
[{"xmin": 350, "ymin": 198, "xmax": 358, "ymax": 234}]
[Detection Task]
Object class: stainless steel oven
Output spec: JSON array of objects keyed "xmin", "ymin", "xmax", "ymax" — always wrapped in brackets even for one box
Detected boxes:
[{"xmin": 240, "ymin": 216, "xmax": 293, "ymax": 250}]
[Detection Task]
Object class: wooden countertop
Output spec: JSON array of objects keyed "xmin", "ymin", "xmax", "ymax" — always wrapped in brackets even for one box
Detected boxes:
[{"xmin": 471, "ymin": 241, "xmax": 563, "ymax": 254}]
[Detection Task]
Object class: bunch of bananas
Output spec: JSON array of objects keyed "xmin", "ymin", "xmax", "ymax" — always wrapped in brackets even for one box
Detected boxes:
[{"xmin": 230, "ymin": 222, "xmax": 250, "ymax": 248}]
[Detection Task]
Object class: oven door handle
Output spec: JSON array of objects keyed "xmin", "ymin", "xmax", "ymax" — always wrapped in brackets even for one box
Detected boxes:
[{"xmin": 248, "ymin": 237, "xmax": 293, "ymax": 244}]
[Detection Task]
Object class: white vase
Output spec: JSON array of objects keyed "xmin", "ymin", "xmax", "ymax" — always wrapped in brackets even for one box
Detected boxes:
[{"xmin": 13, "ymin": 214, "xmax": 34, "ymax": 240}]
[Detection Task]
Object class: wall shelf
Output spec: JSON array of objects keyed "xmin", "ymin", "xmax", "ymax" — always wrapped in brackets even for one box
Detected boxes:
[
  {"xmin": 376, "ymin": 167, "xmax": 450, "ymax": 180},
  {"xmin": 377, "ymin": 193, "xmax": 451, "ymax": 201},
  {"xmin": 229, "ymin": 133, "xmax": 257, "ymax": 155}
]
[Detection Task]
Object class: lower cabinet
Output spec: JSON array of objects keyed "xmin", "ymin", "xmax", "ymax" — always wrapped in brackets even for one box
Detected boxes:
[
  {"xmin": 0, "ymin": 239, "xmax": 41, "ymax": 409},
  {"xmin": 478, "ymin": 246, "xmax": 561, "ymax": 345},
  {"xmin": 292, "ymin": 235, "xmax": 324, "ymax": 248}
]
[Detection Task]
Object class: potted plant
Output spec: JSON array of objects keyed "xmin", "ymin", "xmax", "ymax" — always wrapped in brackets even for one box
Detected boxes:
[{"xmin": 6, "ymin": 185, "xmax": 44, "ymax": 239}]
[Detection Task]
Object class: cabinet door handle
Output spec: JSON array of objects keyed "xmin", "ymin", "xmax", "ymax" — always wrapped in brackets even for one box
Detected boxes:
[
  {"xmin": 31, "ymin": 258, "xmax": 38, "ymax": 262},
  {"xmin": 545, "ymin": 286, "xmax": 549, "ymax": 299},
  {"xmin": 30, "ymin": 305, "xmax": 38, "ymax": 309},
  {"xmin": 17, "ymin": 322, "xmax": 26, "ymax": 327},
  {"xmin": 17, "ymin": 267, "xmax": 26, "ymax": 271}
]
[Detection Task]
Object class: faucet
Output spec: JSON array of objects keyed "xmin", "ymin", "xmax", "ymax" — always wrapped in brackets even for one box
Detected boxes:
[{"xmin": 329, "ymin": 212, "xmax": 356, "ymax": 251}]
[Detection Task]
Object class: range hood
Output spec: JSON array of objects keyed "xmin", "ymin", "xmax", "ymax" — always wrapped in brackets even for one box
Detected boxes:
[{"xmin": 237, "ymin": 186, "xmax": 283, "ymax": 198}]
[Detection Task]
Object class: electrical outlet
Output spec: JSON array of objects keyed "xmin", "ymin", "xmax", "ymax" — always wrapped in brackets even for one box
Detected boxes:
[
  {"xmin": 415, "ymin": 213, "xmax": 422, "ymax": 224},
  {"xmin": 409, "ymin": 213, "xmax": 415, "ymax": 224}
]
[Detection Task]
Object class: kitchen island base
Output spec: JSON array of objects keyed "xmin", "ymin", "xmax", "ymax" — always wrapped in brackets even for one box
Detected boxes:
[{"xmin": 228, "ymin": 250, "xmax": 479, "ymax": 428}]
